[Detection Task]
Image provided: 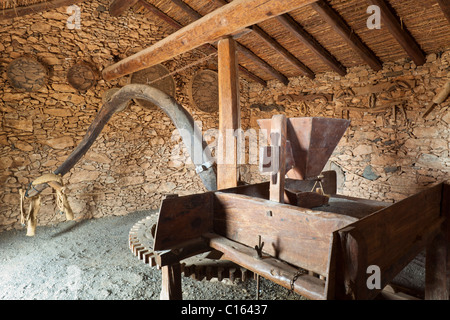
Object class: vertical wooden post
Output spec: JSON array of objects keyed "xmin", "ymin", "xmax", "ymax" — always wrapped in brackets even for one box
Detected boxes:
[
  {"xmin": 269, "ymin": 114, "xmax": 286, "ymax": 203},
  {"xmin": 426, "ymin": 183, "xmax": 450, "ymax": 300},
  {"xmin": 160, "ymin": 263, "xmax": 182, "ymax": 300},
  {"xmin": 217, "ymin": 36, "xmax": 240, "ymax": 189}
]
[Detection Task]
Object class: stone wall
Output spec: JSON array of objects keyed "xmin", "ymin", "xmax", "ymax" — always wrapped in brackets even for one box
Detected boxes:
[
  {"xmin": 1, "ymin": 0, "xmax": 449, "ymax": 234},
  {"xmin": 244, "ymin": 51, "xmax": 450, "ymax": 202},
  {"xmin": 0, "ymin": 0, "xmax": 250, "ymax": 232}
]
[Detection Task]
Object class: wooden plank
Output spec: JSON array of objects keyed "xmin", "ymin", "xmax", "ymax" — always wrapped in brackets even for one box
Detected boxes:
[
  {"xmin": 217, "ymin": 37, "xmax": 240, "ymax": 190},
  {"xmin": 204, "ymin": 233, "xmax": 327, "ymax": 300},
  {"xmin": 109, "ymin": 0, "xmax": 138, "ymax": 17},
  {"xmin": 437, "ymin": 0, "xmax": 450, "ymax": 24},
  {"xmin": 102, "ymin": 0, "xmax": 319, "ymax": 80},
  {"xmin": 367, "ymin": 0, "xmax": 426, "ymax": 66},
  {"xmin": 213, "ymin": 192, "xmax": 357, "ymax": 276},
  {"xmin": 250, "ymin": 25, "xmax": 315, "ymax": 79},
  {"xmin": 276, "ymin": 14, "xmax": 347, "ymax": 76},
  {"xmin": 311, "ymin": 0, "xmax": 382, "ymax": 71},
  {"xmin": 153, "ymin": 192, "xmax": 214, "ymax": 251},
  {"xmin": 332, "ymin": 183, "xmax": 444, "ymax": 299},
  {"xmin": 0, "ymin": 0, "xmax": 86, "ymax": 20}
]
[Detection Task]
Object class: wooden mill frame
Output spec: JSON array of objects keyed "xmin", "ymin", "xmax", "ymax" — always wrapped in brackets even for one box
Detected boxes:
[{"xmin": 99, "ymin": 0, "xmax": 450, "ymax": 300}]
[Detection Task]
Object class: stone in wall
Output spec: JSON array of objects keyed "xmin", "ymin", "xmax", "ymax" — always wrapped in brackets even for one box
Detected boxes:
[{"xmin": 0, "ymin": 0, "xmax": 243, "ymax": 233}]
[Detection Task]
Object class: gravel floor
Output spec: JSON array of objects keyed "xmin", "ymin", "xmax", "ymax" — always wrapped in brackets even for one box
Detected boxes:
[{"xmin": 0, "ymin": 210, "xmax": 304, "ymax": 301}]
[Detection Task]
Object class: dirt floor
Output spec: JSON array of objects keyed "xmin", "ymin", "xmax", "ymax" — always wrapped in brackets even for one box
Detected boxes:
[{"xmin": 0, "ymin": 209, "xmax": 305, "ymax": 300}]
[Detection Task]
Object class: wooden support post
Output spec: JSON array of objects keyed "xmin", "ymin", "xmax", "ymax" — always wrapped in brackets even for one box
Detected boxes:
[
  {"xmin": 160, "ymin": 263, "xmax": 182, "ymax": 300},
  {"xmin": 269, "ymin": 114, "xmax": 286, "ymax": 203},
  {"xmin": 0, "ymin": 0, "xmax": 86, "ymax": 20},
  {"xmin": 311, "ymin": 0, "xmax": 382, "ymax": 71},
  {"xmin": 276, "ymin": 14, "xmax": 347, "ymax": 76},
  {"xmin": 217, "ymin": 37, "xmax": 240, "ymax": 190},
  {"xmin": 426, "ymin": 182, "xmax": 450, "ymax": 300}
]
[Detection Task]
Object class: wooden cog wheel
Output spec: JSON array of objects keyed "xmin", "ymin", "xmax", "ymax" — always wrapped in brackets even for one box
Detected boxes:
[{"xmin": 129, "ymin": 214, "xmax": 254, "ymax": 282}]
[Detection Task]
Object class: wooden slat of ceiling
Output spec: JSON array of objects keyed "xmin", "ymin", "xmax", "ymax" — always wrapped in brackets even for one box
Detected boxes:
[
  {"xmin": 129, "ymin": 0, "xmax": 450, "ymax": 82},
  {"xmin": 159, "ymin": 0, "xmax": 294, "ymax": 83},
  {"xmin": 388, "ymin": 0, "xmax": 450, "ymax": 54},
  {"xmin": 257, "ymin": 12, "xmax": 333, "ymax": 75},
  {"xmin": 326, "ymin": 0, "xmax": 406, "ymax": 65}
]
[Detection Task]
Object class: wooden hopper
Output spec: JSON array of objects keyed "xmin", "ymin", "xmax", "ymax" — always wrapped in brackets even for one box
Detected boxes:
[{"xmin": 257, "ymin": 117, "xmax": 350, "ymax": 180}]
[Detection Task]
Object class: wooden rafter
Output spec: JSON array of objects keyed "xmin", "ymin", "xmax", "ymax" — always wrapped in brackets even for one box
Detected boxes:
[
  {"xmin": 436, "ymin": 0, "xmax": 450, "ymax": 24},
  {"xmin": 236, "ymin": 44, "xmax": 289, "ymax": 85},
  {"xmin": 109, "ymin": 0, "xmax": 138, "ymax": 17},
  {"xmin": 212, "ymin": 0, "xmax": 314, "ymax": 79},
  {"xmin": 311, "ymin": 0, "xmax": 382, "ymax": 71},
  {"xmin": 250, "ymin": 25, "xmax": 315, "ymax": 79},
  {"xmin": 0, "ymin": 0, "xmax": 85, "ymax": 20},
  {"xmin": 276, "ymin": 14, "xmax": 347, "ymax": 76},
  {"xmin": 102, "ymin": 0, "xmax": 318, "ymax": 81},
  {"xmin": 169, "ymin": 0, "xmax": 293, "ymax": 83},
  {"xmin": 367, "ymin": 0, "xmax": 426, "ymax": 66},
  {"xmin": 135, "ymin": 0, "xmax": 267, "ymax": 86}
]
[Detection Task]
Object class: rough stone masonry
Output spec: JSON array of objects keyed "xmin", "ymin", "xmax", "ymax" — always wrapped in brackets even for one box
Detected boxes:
[{"xmin": 0, "ymin": 0, "xmax": 449, "ymax": 233}]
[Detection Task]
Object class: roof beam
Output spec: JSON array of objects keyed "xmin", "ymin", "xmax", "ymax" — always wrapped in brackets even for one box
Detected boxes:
[
  {"xmin": 109, "ymin": 0, "xmax": 139, "ymax": 17},
  {"xmin": 102, "ymin": 0, "xmax": 319, "ymax": 81},
  {"xmin": 136, "ymin": 0, "xmax": 266, "ymax": 86},
  {"xmin": 276, "ymin": 14, "xmax": 347, "ymax": 76},
  {"xmin": 236, "ymin": 44, "xmax": 289, "ymax": 85},
  {"xmin": 169, "ymin": 0, "xmax": 294, "ymax": 82},
  {"xmin": 0, "ymin": 0, "xmax": 85, "ymax": 20},
  {"xmin": 250, "ymin": 25, "xmax": 315, "ymax": 79},
  {"xmin": 186, "ymin": 0, "xmax": 314, "ymax": 79},
  {"xmin": 367, "ymin": 0, "xmax": 426, "ymax": 66},
  {"xmin": 436, "ymin": 0, "xmax": 450, "ymax": 24},
  {"xmin": 311, "ymin": 0, "xmax": 382, "ymax": 71}
]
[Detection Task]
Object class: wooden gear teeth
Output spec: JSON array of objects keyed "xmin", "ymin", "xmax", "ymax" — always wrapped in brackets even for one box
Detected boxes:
[{"xmin": 128, "ymin": 214, "xmax": 254, "ymax": 282}]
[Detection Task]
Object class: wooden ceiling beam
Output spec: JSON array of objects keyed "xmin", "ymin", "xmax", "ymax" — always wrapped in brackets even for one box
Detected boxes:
[
  {"xmin": 250, "ymin": 25, "xmax": 315, "ymax": 79},
  {"xmin": 311, "ymin": 0, "xmax": 382, "ymax": 71},
  {"xmin": 109, "ymin": 0, "xmax": 139, "ymax": 17},
  {"xmin": 136, "ymin": 0, "xmax": 267, "ymax": 86},
  {"xmin": 170, "ymin": 0, "xmax": 294, "ymax": 82},
  {"xmin": 367, "ymin": 0, "xmax": 426, "ymax": 66},
  {"xmin": 276, "ymin": 14, "xmax": 347, "ymax": 76},
  {"xmin": 236, "ymin": 44, "xmax": 289, "ymax": 85},
  {"xmin": 436, "ymin": 0, "xmax": 450, "ymax": 24},
  {"xmin": 0, "ymin": 0, "xmax": 86, "ymax": 20},
  {"xmin": 102, "ymin": 0, "xmax": 318, "ymax": 81}
]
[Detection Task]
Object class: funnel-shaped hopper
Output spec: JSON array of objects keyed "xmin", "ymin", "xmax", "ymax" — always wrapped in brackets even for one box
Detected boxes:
[{"xmin": 257, "ymin": 117, "xmax": 350, "ymax": 180}]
